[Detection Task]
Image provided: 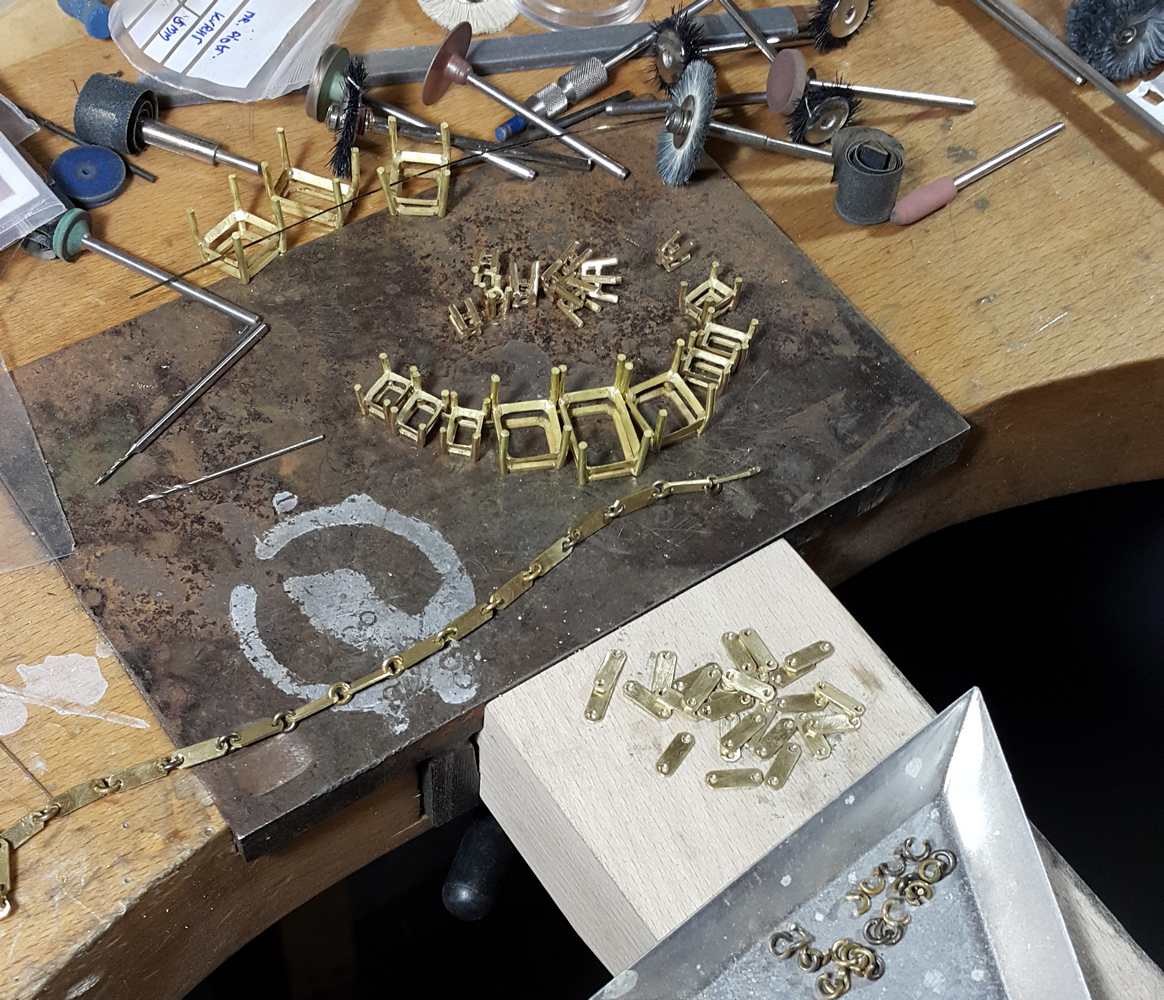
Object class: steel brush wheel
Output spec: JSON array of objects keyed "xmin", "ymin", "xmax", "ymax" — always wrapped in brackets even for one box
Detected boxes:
[
  {"xmin": 656, "ymin": 59, "xmax": 718, "ymax": 186},
  {"xmin": 1066, "ymin": 0, "xmax": 1164, "ymax": 80}
]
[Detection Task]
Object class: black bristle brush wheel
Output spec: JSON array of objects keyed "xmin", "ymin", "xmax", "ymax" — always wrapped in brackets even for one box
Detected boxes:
[
  {"xmin": 807, "ymin": 0, "xmax": 873, "ymax": 51},
  {"xmin": 786, "ymin": 76, "xmax": 861, "ymax": 144},
  {"xmin": 652, "ymin": 7, "xmax": 707, "ymax": 95},
  {"xmin": 1066, "ymin": 0, "xmax": 1164, "ymax": 80},
  {"xmin": 329, "ymin": 55, "xmax": 367, "ymax": 179}
]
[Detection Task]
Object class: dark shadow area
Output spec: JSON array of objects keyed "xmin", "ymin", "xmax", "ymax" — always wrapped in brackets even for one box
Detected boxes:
[
  {"xmin": 837, "ymin": 477, "xmax": 1164, "ymax": 967},
  {"xmin": 185, "ymin": 809, "xmax": 610, "ymax": 1000}
]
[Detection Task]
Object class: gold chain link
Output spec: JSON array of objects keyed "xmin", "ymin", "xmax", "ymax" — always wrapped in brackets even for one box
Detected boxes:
[{"xmin": 0, "ymin": 467, "xmax": 758, "ymax": 917}]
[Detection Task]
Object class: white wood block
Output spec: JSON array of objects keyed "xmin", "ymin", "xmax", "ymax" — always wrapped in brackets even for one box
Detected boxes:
[
  {"xmin": 480, "ymin": 539, "xmax": 1164, "ymax": 998},
  {"xmin": 479, "ymin": 539, "xmax": 932, "ymax": 973}
]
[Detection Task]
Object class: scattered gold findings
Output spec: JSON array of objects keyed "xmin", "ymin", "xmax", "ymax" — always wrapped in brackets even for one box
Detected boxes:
[
  {"xmin": 770, "ymin": 841, "xmax": 958, "ymax": 996},
  {"xmin": 363, "ymin": 245, "xmax": 761, "ymax": 481},
  {"xmin": 656, "ymin": 230, "xmax": 695, "ymax": 272},
  {"xmin": 263, "ymin": 127, "xmax": 359, "ymax": 231},
  {"xmin": 656, "ymin": 732, "xmax": 695, "ymax": 775},
  {"xmin": 0, "ymin": 467, "xmax": 758, "ymax": 919},
  {"xmin": 770, "ymin": 926, "xmax": 884, "ymax": 998},
  {"xmin": 594, "ymin": 625, "xmax": 865, "ymax": 793},
  {"xmin": 855, "ymin": 839, "xmax": 958, "ymax": 949},
  {"xmin": 542, "ymin": 241, "xmax": 623, "ymax": 326},
  {"xmin": 186, "ymin": 173, "xmax": 286, "ymax": 285},
  {"xmin": 585, "ymin": 649, "xmax": 627, "ymax": 722},
  {"xmin": 378, "ymin": 116, "xmax": 450, "ymax": 218}
]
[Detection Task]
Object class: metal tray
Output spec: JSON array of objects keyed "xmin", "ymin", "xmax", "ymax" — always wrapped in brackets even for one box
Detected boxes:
[{"xmin": 592, "ymin": 689, "xmax": 1091, "ymax": 1000}]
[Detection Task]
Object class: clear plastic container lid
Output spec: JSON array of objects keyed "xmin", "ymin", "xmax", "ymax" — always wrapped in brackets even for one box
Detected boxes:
[
  {"xmin": 107, "ymin": 0, "xmax": 360, "ymax": 103},
  {"xmin": 513, "ymin": 0, "xmax": 646, "ymax": 30}
]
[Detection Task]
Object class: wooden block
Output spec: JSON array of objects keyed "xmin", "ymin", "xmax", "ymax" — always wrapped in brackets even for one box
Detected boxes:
[
  {"xmin": 479, "ymin": 540, "xmax": 1164, "ymax": 999},
  {"xmin": 479, "ymin": 539, "xmax": 931, "ymax": 973}
]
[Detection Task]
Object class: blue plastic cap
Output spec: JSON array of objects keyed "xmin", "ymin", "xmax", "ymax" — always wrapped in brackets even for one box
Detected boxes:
[
  {"xmin": 495, "ymin": 115, "xmax": 528, "ymax": 143},
  {"xmin": 84, "ymin": 4, "xmax": 111, "ymax": 39}
]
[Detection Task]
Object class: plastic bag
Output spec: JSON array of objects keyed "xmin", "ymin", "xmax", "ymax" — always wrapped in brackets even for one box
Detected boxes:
[
  {"xmin": 108, "ymin": 0, "xmax": 361, "ymax": 103},
  {"xmin": 0, "ymin": 119, "xmax": 64, "ymax": 252}
]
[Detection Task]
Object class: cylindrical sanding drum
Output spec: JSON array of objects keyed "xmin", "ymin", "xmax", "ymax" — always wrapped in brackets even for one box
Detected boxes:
[
  {"xmin": 73, "ymin": 74, "xmax": 159, "ymax": 156},
  {"xmin": 831, "ymin": 126, "xmax": 906, "ymax": 226}
]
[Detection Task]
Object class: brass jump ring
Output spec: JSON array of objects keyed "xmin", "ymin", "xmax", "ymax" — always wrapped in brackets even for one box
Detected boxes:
[
  {"xmin": 328, "ymin": 681, "xmax": 353, "ymax": 705},
  {"xmin": 881, "ymin": 897, "xmax": 911, "ymax": 928},
  {"xmin": 272, "ymin": 711, "xmax": 297, "ymax": 734}
]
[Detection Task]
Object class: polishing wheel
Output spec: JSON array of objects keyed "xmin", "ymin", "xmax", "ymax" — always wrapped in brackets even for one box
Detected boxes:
[
  {"xmin": 49, "ymin": 146, "xmax": 127, "ymax": 209},
  {"xmin": 423, "ymin": 21, "xmax": 474, "ymax": 105},
  {"xmin": 766, "ymin": 49, "xmax": 809, "ymax": 116}
]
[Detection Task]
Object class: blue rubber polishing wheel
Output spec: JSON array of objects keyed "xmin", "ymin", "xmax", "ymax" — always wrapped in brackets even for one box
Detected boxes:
[{"xmin": 50, "ymin": 146, "xmax": 127, "ymax": 209}]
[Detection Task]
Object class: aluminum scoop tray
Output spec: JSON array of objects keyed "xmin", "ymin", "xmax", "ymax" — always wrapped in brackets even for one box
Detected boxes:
[{"xmin": 592, "ymin": 689, "xmax": 1091, "ymax": 1000}]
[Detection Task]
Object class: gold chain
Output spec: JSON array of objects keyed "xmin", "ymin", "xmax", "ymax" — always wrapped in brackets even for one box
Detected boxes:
[{"xmin": 0, "ymin": 467, "xmax": 759, "ymax": 918}]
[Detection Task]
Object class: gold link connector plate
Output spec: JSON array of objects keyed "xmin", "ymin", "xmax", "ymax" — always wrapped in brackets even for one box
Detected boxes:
[
  {"xmin": 798, "ymin": 719, "xmax": 833, "ymax": 760},
  {"xmin": 720, "ymin": 710, "xmax": 771, "ymax": 752},
  {"xmin": 699, "ymin": 689, "xmax": 754, "ymax": 721},
  {"xmin": 650, "ymin": 651, "xmax": 677, "ymax": 694},
  {"xmin": 801, "ymin": 713, "xmax": 861, "ymax": 736},
  {"xmin": 776, "ymin": 693, "xmax": 827, "ymax": 714},
  {"xmin": 814, "ymin": 681, "xmax": 866, "ymax": 719},
  {"xmin": 782, "ymin": 640, "xmax": 834, "ymax": 680},
  {"xmin": 706, "ymin": 768, "xmax": 764, "ymax": 788},
  {"xmin": 585, "ymin": 650, "xmax": 627, "ymax": 722},
  {"xmin": 751, "ymin": 717, "xmax": 798, "ymax": 759},
  {"xmin": 655, "ymin": 732, "xmax": 695, "ymax": 776},
  {"xmin": 739, "ymin": 627, "xmax": 780, "ymax": 673},
  {"xmin": 672, "ymin": 663, "xmax": 722, "ymax": 713},
  {"xmin": 720, "ymin": 631, "xmax": 757, "ymax": 672},
  {"xmin": 766, "ymin": 740, "xmax": 802, "ymax": 789},
  {"xmin": 622, "ymin": 679, "xmax": 672, "ymax": 720},
  {"xmin": 722, "ymin": 667, "xmax": 776, "ymax": 702}
]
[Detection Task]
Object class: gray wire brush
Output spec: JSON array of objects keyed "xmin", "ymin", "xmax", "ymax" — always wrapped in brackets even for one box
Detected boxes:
[{"xmin": 1066, "ymin": 0, "xmax": 1164, "ymax": 80}]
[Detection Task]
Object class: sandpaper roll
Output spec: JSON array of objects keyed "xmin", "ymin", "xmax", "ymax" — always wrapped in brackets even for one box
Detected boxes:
[
  {"xmin": 831, "ymin": 126, "xmax": 906, "ymax": 226},
  {"xmin": 73, "ymin": 74, "xmax": 158, "ymax": 156}
]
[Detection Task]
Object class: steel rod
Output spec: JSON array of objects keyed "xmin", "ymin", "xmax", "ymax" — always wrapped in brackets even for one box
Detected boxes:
[
  {"xmin": 466, "ymin": 73, "xmax": 629, "ymax": 178},
  {"xmin": 140, "ymin": 121, "xmax": 262, "ymax": 176},
  {"xmin": 716, "ymin": 0, "xmax": 780, "ymax": 61},
  {"xmin": 138, "ymin": 434, "xmax": 325, "ymax": 503},
  {"xmin": 966, "ymin": 0, "xmax": 1085, "ymax": 85},
  {"xmin": 953, "ymin": 122, "xmax": 1064, "ymax": 188},
  {"xmin": 708, "ymin": 120, "xmax": 833, "ymax": 160},
  {"xmin": 96, "ymin": 321, "xmax": 270, "ymax": 485},
  {"xmin": 80, "ymin": 234, "xmax": 261, "ymax": 326},
  {"xmin": 360, "ymin": 96, "xmax": 587, "ymax": 170}
]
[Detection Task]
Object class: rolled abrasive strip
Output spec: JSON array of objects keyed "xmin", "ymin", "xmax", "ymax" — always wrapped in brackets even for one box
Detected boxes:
[{"xmin": 832, "ymin": 126, "xmax": 905, "ymax": 226}]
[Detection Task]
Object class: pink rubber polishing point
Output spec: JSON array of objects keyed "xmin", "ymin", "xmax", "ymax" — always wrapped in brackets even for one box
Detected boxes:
[
  {"xmin": 766, "ymin": 49, "xmax": 808, "ymax": 116},
  {"xmin": 890, "ymin": 176, "xmax": 958, "ymax": 225}
]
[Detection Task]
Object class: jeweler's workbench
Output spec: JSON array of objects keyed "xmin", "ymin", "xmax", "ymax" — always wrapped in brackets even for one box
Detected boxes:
[{"xmin": 1, "ymin": 0, "xmax": 1163, "ymax": 997}]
